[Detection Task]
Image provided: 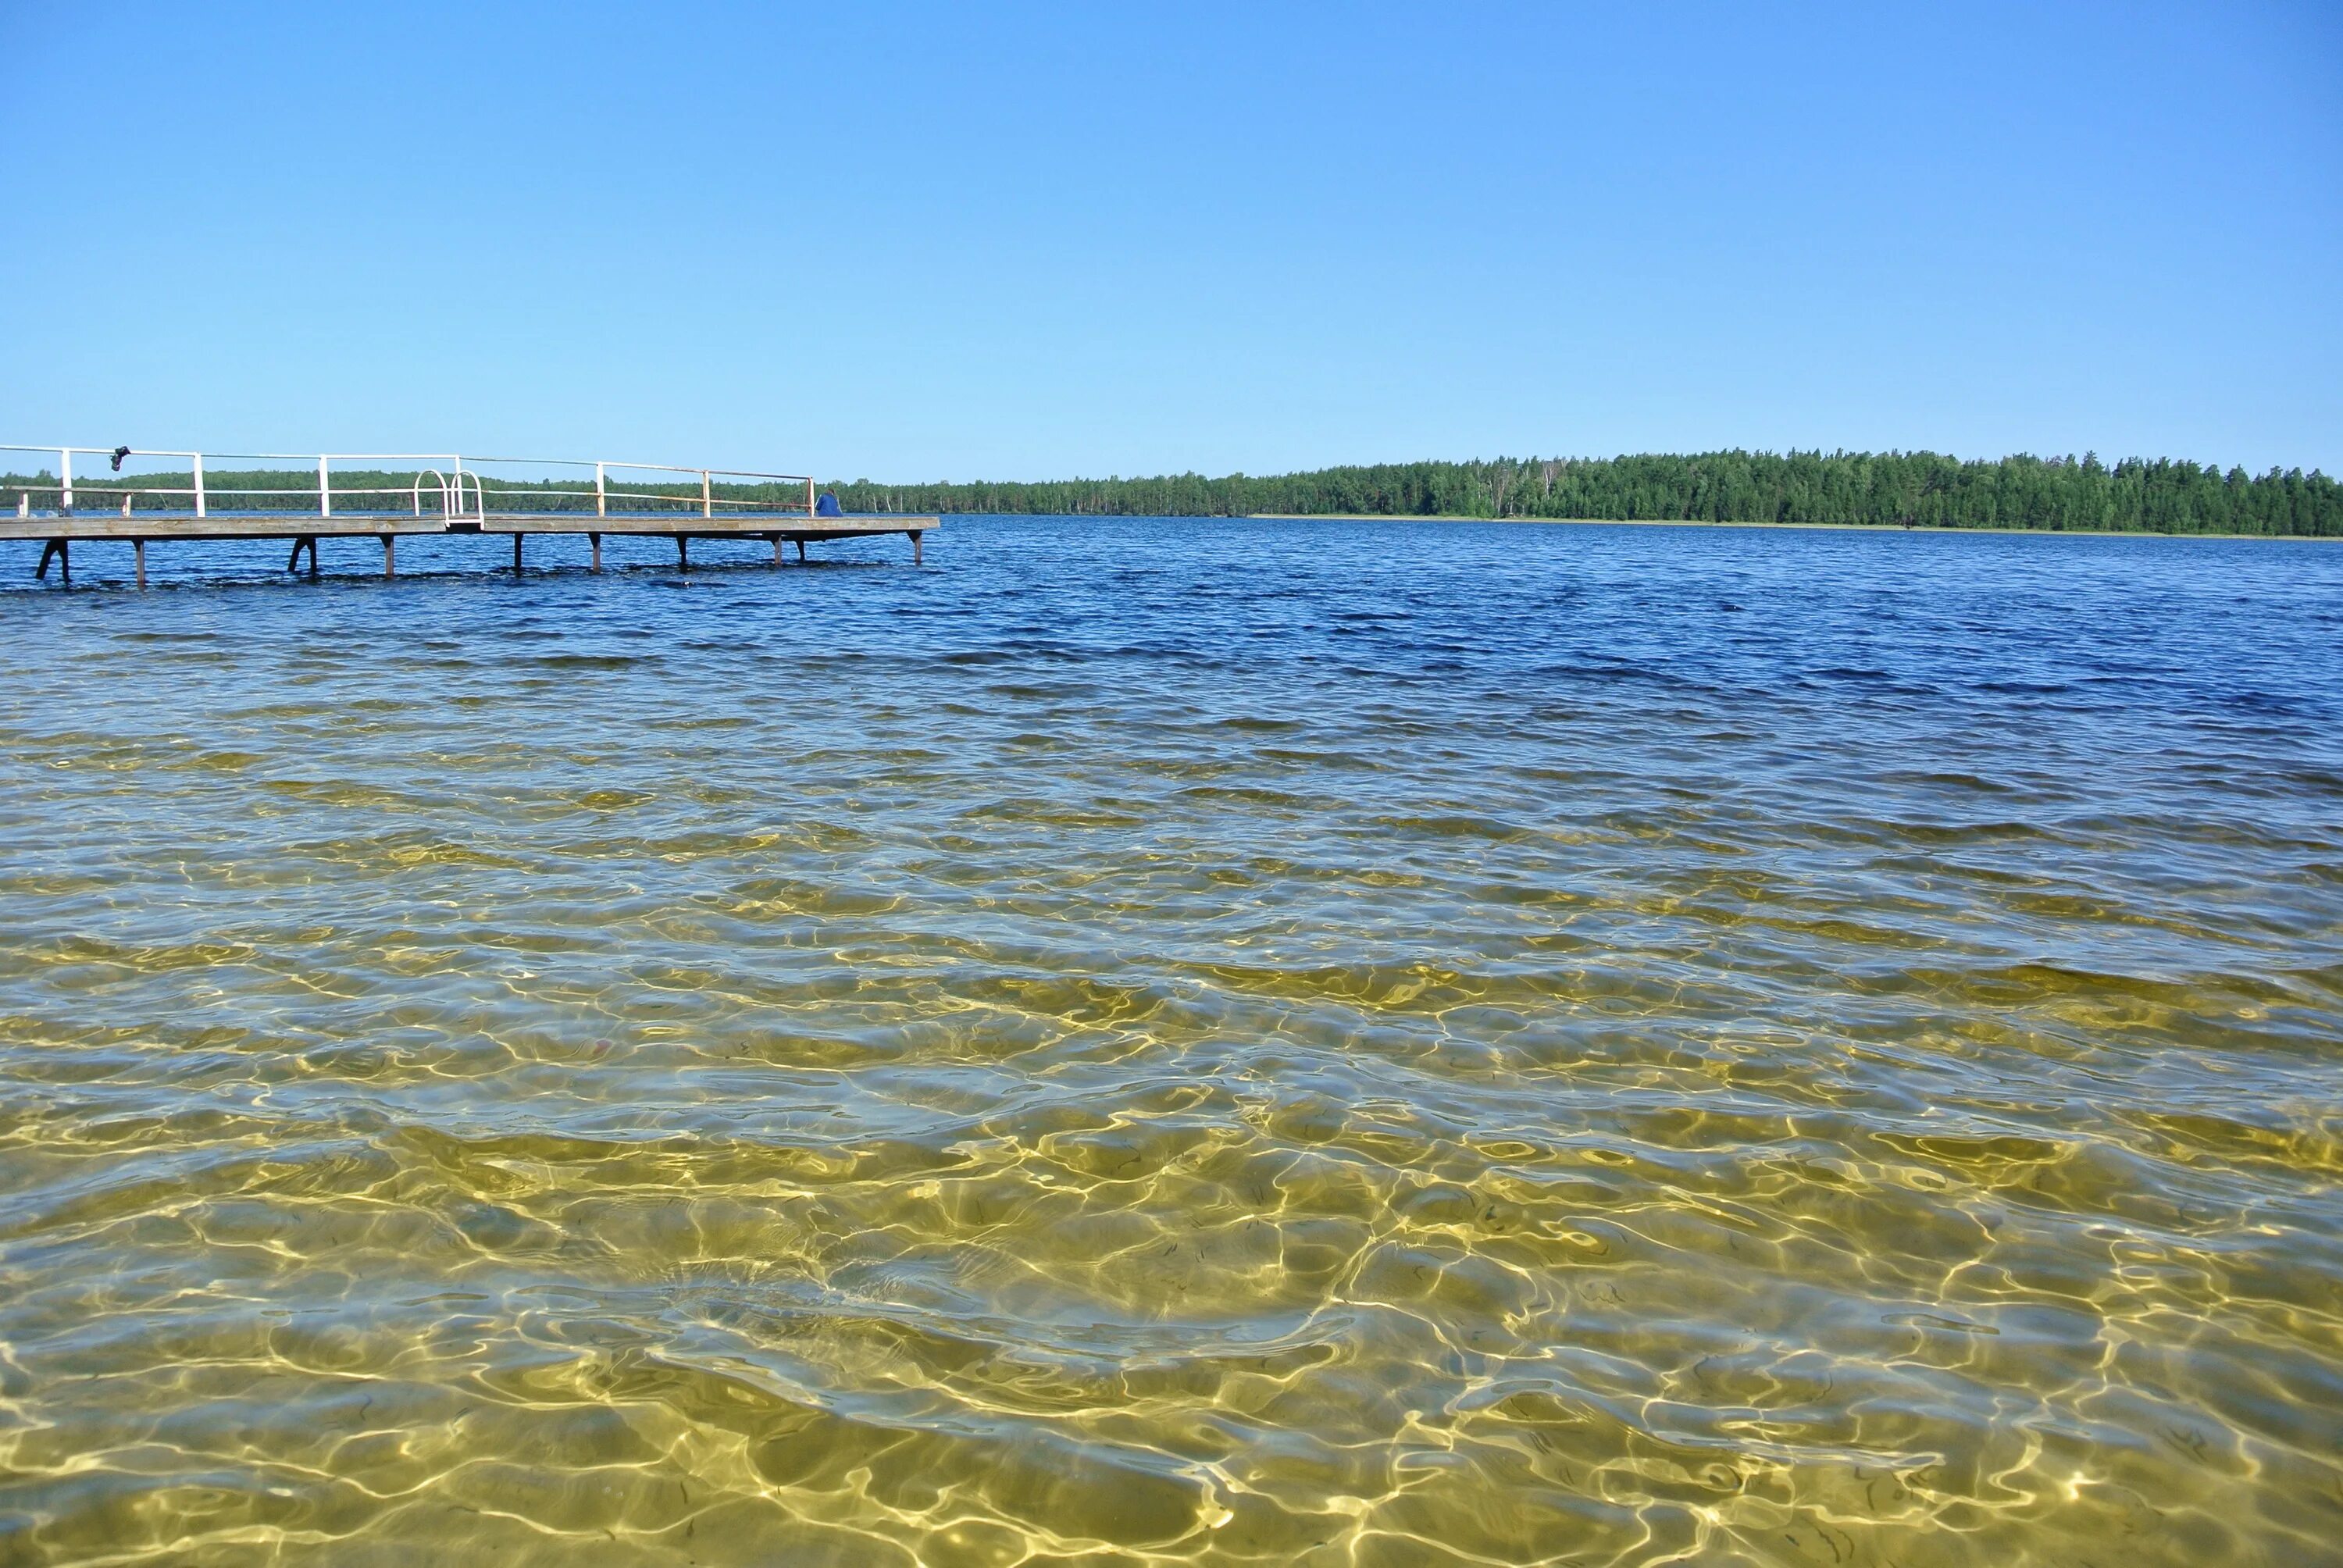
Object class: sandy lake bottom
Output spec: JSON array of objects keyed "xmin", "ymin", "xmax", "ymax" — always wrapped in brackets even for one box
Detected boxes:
[{"xmin": 2, "ymin": 517, "xmax": 2338, "ymax": 1566}]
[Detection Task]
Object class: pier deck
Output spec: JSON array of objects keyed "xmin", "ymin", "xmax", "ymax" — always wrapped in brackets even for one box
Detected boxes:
[
  {"xmin": 3, "ymin": 444, "xmax": 936, "ymax": 583},
  {"xmin": 2, "ymin": 512, "xmax": 937, "ymax": 584}
]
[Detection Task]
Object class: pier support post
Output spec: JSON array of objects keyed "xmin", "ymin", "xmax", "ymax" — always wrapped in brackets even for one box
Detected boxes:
[
  {"xmin": 35, "ymin": 539, "xmax": 67, "ymax": 582},
  {"xmin": 134, "ymin": 539, "xmax": 146, "ymax": 588},
  {"xmin": 287, "ymin": 536, "xmax": 319, "ymax": 577},
  {"xmin": 675, "ymin": 534, "xmax": 689, "ymax": 571},
  {"xmin": 512, "ymin": 533, "xmax": 524, "ymax": 576},
  {"xmin": 589, "ymin": 532, "xmax": 602, "ymax": 573},
  {"xmin": 909, "ymin": 529, "xmax": 924, "ymax": 565},
  {"xmin": 796, "ymin": 538, "xmax": 807, "ymax": 564},
  {"xmin": 380, "ymin": 534, "xmax": 395, "ymax": 579},
  {"xmin": 771, "ymin": 533, "xmax": 783, "ymax": 567}
]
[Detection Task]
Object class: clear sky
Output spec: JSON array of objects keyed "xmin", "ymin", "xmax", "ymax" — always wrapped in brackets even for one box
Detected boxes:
[{"xmin": 3, "ymin": 1, "xmax": 2336, "ymax": 479}]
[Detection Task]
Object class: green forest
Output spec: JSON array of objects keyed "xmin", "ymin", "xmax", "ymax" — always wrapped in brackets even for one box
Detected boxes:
[
  {"xmin": 826, "ymin": 451, "xmax": 2339, "ymax": 535},
  {"xmin": 5, "ymin": 450, "xmax": 2337, "ymax": 534}
]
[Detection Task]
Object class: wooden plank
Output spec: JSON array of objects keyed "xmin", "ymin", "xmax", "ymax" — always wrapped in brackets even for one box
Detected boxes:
[
  {"xmin": 491, "ymin": 517, "xmax": 941, "ymax": 539},
  {"xmin": 0, "ymin": 515, "xmax": 939, "ymax": 543},
  {"xmin": 2, "ymin": 518, "xmax": 431, "ymax": 542}
]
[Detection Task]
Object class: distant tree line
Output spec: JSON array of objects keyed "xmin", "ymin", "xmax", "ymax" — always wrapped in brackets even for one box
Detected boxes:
[
  {"xmin": 826, "ymin": 451, "xmax": 2339, "ymax": 535},
  {"xmin": 6, "ymin": 451, "xmax": 2336, "ymax": 534}
]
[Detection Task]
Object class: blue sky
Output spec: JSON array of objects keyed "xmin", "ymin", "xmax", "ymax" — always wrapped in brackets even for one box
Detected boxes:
[{"xmin": 3, "ymin": 2, "xmax": 2336, "ymax": 479}]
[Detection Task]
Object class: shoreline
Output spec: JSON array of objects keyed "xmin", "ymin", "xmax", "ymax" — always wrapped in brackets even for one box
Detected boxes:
[{"xmin": 1239, "ymin": 514, "xmax": 2336, "ymax": 540}]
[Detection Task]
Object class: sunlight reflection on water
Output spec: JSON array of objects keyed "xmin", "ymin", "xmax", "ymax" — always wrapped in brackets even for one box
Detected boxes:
[{"xmin": 1, "ymin": 519, "xmax": 2339, "ymax": 1565}]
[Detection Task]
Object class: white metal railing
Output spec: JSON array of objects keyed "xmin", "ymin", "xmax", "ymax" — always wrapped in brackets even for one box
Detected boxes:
[
  {"xmin": 483, "ymin": 456, "xmax": 818, "ymax": 521},
  {"xmin": 1, "ymin": 445, "xmax": 822, "ymax": 523}
]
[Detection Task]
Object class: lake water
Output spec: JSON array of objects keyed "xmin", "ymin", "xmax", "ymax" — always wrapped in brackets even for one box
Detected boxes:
[{"xmin": 2, "ymin": 518, "xmax": 2339, "ymax": 1566}]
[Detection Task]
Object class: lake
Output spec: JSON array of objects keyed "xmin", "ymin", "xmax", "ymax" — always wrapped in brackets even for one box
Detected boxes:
[{"xmin": 2, "ymin": 518, "xmax": 2338, "ymax": 1566}]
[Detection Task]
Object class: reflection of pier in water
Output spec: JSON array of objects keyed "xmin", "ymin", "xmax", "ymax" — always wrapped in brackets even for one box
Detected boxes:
[{"xmin": 2, "ymin": 444, "xmax": 935, "ymax": 585}]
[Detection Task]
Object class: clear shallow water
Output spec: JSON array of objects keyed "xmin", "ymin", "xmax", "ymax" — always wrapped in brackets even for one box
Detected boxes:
[{"xmin": 1, "ymin": 518, "xmax": 2340, "ymax": 1567}]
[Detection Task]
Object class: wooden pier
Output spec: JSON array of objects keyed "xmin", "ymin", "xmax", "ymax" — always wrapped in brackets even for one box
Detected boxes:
[{"xmin": 2, "ymin": 444, "xmax": 936, "ymax": 585}]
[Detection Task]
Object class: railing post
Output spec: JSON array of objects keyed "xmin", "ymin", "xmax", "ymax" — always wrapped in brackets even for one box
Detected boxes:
[
  {"xmin": 806, "ymin": 476, "xmax": 815, "ymax": 517},
  {"xmin": 319, "ymin": 454, "xmax": 331, "ymax": 518},
  {"xmin": 596, "ymin": 461, "xmax": 606, "ymax": 519},
  {"xmin": 702, "ymin": 470, "xmax": 712, "ymax": 520},
  {"xmin": 193, "ymin": 452, "xmax": 206, "ymax": 519},
  {"xmin": 59, "ymin": 448, "xmax": 72, "ymax": 515}
]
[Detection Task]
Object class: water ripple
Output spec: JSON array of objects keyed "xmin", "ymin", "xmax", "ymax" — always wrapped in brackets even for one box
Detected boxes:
[{"xmin": 1, "ymin": 519, "xmax": 2340, "ymax": 1564}]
